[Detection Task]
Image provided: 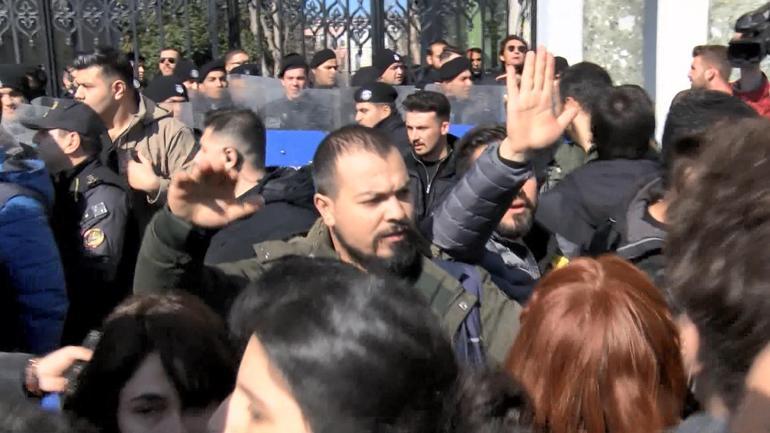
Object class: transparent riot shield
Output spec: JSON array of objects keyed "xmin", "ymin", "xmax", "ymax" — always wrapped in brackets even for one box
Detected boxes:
[
  {"xmin": 337, "ymin": 86, "xmax": 358, "ymax": 126},
  {"xmin": 425, "ymin": 84, "xmax": 506, "ymax": 127},
  {"xmin": 175, "ymin": 102, "xmax": 195, "ymax": 129},
  {"xmin": 394, "ymin": 86, "xmax": 418, "ymax": 115},
  {"xmin": 188, "ymin": 89, "xmax": 235, "ymax": 130},
  {"xmin": 227, "ymin": 75, "xmax": 285, "ymax": 115},
  {"xmin": 259, "ymin": 88, "xmax": 341, "ymax": 131}
]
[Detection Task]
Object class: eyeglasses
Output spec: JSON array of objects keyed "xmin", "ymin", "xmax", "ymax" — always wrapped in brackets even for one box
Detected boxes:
[
  {"xmin": 506, "ymin": 45, "xmax": 528, "ymax": 54},
  {"xmin": 160, "ymin": 57, "xmax": 177, "ymax": 65}
]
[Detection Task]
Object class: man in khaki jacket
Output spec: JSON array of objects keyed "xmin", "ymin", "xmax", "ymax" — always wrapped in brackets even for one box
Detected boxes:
[{"xmin": 72, "ymin": 47, "xmax": 196, "ymax": 207}]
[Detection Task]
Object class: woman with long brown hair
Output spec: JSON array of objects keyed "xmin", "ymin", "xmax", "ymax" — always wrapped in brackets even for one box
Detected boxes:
[{"xmin": 506, "ymin": 256, "xmax": 686, "ymax": 433}]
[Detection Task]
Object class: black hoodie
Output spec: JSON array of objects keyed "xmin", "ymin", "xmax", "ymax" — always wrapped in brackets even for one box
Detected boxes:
[{"xmin": 205, "ymin": 166, "xmax": 318, "ymax": 264}]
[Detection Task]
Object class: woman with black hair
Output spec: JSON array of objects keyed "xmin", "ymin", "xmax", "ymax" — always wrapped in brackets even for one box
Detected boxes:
[
  {"xmin": 211, "ymin": 256, "xmax": 529, "ymax": 433},
  {"xmin": 64, "ymin": 293, "xmax": 237, "ymax": 433}
]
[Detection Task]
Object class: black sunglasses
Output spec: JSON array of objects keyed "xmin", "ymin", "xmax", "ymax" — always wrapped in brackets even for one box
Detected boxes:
[
  {"xmin": 160, "ymin": 57, "xmax": 177, "ymax": 64},
  {"xmin": 507, "ymin": 45, "xmax": 528, "ymax": 53}
]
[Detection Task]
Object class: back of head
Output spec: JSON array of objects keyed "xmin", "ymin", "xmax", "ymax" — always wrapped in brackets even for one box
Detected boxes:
[
  {"xmin": 203, "ymin": 108, "xmax": 266, "ymax": 169},
  {"xmin": 692, "ymin": 45, "xmax": 732, "ymax": 82},
  {"xmin": 312, "ymin": 124, "xmax": 396, "ymax": 196},
  {"xmin": 558, "ymin": 62, "xmax": 612, "ymax": 109},
  {"xmin": 402, "ymin": 90, "xmax": 451, "ymax": 120},
  {"xmin": 661, "ymin": 90, "xmax": 757, "ymax": 191},
  {"xmin": 439, "ymin": 46, "xmax": 464, "ymax": 62},
  {"xmin": 65, "ymin": 293, "xmax": 236, "ymax": 433},
  {"xmin": 507, "ymin": 256, "xmax": 685, "ymax": 433},
  {"xmin": 72, "ymin": 46, "xmax": 135, "ymax": 89},
  {"xmin": 666, "ymin": 117, "xmax": 770, "ymax": 411},
  {"xmin": 591, "ymin": 84, "xmax": 655, "ymax": 160},
  {"xmin": 228, "ymin": 256, "xmax": 458, "ymax": 433},
  {"xmin": 456, "ymin": 124, "xmax": 506, "ymax": 173}
]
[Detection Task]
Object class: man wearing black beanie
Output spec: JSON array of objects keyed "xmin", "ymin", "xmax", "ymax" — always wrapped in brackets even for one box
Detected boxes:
[
  {"xmin": 438, "ymin": 57, "xmax": 474, "ymax": 100},
  {"xmin": 353, "ymin": 82, "xmax": 409, "ymax": 154},
  {"xmin": 373, "ymin": 49, "xmax": 405, "ymax": 86},
  {"xmin": 310, "ymin": 49, "xmax": 338, "ymax": 89}
]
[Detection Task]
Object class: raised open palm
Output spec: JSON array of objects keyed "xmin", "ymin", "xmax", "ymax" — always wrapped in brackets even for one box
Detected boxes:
[
  {"xmin": 168, "ymin": 158, "xmax": 263, "ymax": 228},
  {"xmin": 503, "ymin": 46, "xmax": 578, "ymax": 160}
]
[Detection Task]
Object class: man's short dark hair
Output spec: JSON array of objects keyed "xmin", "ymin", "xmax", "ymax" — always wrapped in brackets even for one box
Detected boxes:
[
  {"xmin": 661, "ymin": 89, "xmax": 757, "ymax": 189},
  {"xmin": 467, "ymin": 47, "xmax": 483, "ymax": 56},
  {"xmin": 499, "ymin": 35, "xmax": 528, "ymax": 55},
  {"xmin": 558, "ymin": 62, "xmax": 612, "ymax": 110},
  {"xmin": 427, "ymin": 39, "xmax": 449, "ymax": 55},
  {"xmin": 456, "ymin": 124, "xmax": 506, "ymax": 173},
  {"xmin": 312, "ymin": 125, "xmax": 396, "ymax": 196},
  {"xmin": 402, "ymin": 91, "xmax": 451, "ymax": 121},
  {"xmin": 203, "ymin": 108, "xmax": 266, "ymax": 169},
  {"xmin": 666, "ymin": 117, "xmax": 770, "ymax": 411},
  {"xmin": 224, "ymin": 49, "xmax": 248, "ymax": 64},
  {"xmin": 591, "ymin": 84, "xmax": 655, "ymax": 160},
  {"xmin": 692, "ymin": 45, "xmax": 732, "ymax": 82},
  {"xmin": 72, "ymin": 46, "xmax": 135, "ymax": 88}
]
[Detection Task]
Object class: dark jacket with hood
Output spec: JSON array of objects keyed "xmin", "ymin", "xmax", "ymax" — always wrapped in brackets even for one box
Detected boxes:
[
  {"xmin": 535, "ymin": 158, "xmax": 661, "ymax": 256},
  {"xmin": 587, "ymin": 176, "xmax": 667, "ymax": 287},
  {"xmin": 0, "ymin": 154, "xmax": 67, "ymax": 354},
  {"xmin": 405, "ymin": 135, "xmax": 460, "ymax": 235},
  {"xmin": 205, "ymin": 166, "xmax": 318, "ymax": 264}
]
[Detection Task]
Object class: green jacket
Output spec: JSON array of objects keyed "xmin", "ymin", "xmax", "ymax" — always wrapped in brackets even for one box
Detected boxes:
[{"xmin": 134, "ymin": 209, "xmax": 522, "ymax": 365}]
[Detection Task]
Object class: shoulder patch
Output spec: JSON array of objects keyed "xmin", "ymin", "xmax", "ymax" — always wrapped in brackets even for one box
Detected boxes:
[
  {"xmin": 83, "ymin": 228, "xmax": 106, "ymax": 249},
  {"xmin": 82, "ymin": 201, "xmax": 109, "ymax": 223}
]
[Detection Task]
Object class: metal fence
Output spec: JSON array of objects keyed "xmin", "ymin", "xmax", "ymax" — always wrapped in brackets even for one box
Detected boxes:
[{"xmin": 0, "ymin": 0, "xmax": 534, "ymax": 95}]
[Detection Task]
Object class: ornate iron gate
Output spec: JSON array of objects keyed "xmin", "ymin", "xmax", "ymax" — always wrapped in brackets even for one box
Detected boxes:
[{"xmin": 0, "ymin": 0, "xmax": 534, "ymax": 95}]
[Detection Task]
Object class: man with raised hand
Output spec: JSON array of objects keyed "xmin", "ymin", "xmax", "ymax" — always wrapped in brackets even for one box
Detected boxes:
[{"xmin": 133, "ymin": 46, "xmax": 573, "ymax": 365}]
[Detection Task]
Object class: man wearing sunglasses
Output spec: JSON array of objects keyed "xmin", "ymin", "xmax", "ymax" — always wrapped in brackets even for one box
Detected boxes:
[
  {"xmin": 158, "ymin": 48, "xmax": 181, "ymax": 77},
  {"xmin": 489, "ymin": 35, "xmax": 529, "ymax": 84}
]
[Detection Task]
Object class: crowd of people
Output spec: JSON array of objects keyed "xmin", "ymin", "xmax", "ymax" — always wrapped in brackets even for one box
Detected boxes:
[{"xmin": 0, "ymin": 21, "xmax": 769, "ymax": 433}]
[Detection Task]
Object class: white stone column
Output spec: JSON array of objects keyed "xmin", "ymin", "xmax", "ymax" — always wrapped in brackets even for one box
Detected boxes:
[
  {"xmin": 536, "ymin": 0, "xmax": 584, "ymax": 65},
  {"xmin": 655, "ymin": 0, "xmax": 710, "ymax": 141}
]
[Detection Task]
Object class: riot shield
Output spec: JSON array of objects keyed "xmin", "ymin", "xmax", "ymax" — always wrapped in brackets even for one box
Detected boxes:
[
  {"xmin": 425, "ymin": 84, "xmax": 506, "ymax": 127},
  {"xmin": 175, "ymin": 102, "xmax": 195, "ymax": 129},
  {"xmin": 394, "ymin": 86, "xmax": 418, "ymax": 115},
  {"xmin": 259, "ymin": 88, "xmax": 341, "ymax": 131},
  {"xmin": 338, "ymin": 86, "xmax": 358, "ymax": 126},
  {"xmin": 227, "ymin": 75, "xmax": 285, "ymax": 114},
  {"xmin": 188, "ymin": 89, "xmax": 234, "ymax": 130}
]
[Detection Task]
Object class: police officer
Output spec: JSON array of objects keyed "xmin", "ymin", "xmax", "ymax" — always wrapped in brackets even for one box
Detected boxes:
[
  {"xmin": 354, "ymin": 82, "xmax": 410, "ymax": 155},
  {"xmin": 24, "ymin": 100, "xmax": 130, "ymax": 344}
]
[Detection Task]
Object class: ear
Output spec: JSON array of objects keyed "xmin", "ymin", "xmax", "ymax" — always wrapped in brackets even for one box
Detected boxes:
[
  {"xmin": 382, "ymin": 104, "xmax": 392, "ymax": 117},
  {"xmin": 112, "ymin": 79, "xmax": 127, "ymax": 100},
  {"xmin": 499, "ymin": 52, "xmax": 505, "ymax": 64},
  {"xmin": 223, "ymin": 147, "xmax": 240, "ymax": 170},
  {"xmin": 314, "ymin": 193, "xmax": 335, "ymax": 227},
  {"xmin": 61, "ymin": 131, "xmax": 81, "ymax": 155},
  {"xmin": 440, "ymin": 120, "xmax": 450, "ymax": 136},
  {"xmin": 704, "ymin": 68, "xmax": 716, "ymax": 82}
]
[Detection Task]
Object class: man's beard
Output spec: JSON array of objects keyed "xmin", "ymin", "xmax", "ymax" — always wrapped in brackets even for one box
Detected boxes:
[
  {"xmin": 333, "ymin": 221, "xmax": 423, "ymax": 282},
  {"xmin": 496, "ymin": 208, "xmax": 534, "ymax": 241}
]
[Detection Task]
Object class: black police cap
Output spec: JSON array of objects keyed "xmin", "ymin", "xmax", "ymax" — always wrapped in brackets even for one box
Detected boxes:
[
  {"xmin": 229, "ymin": 63, "xmax": 261, "ymax": 76},
  {"xmin": 198, "ymin": 59, "xmax": 226, "ymax": 83},
  {"xmin": 373, "ymin": 49, "xmax": 403, "ymax": 77},
  {"xmin": 310, "ymin": 49, "xmax": 336, "ymax": 69},
  {"xmin": 173, "ymin": 59, "xmax": 200, "ymax": 82},
  {"xmin": 354, "ymin": 82, "xmax": 398, "ymax": 104},
  {"xmin": 279, "ymin": 54, "xmax": 309, "ymax": 78},
  {"xmin": 144, "ymin": 75, "xmax": 188, "ymax": 104},
  {"xmin": 21, "ymin": 99, "xmax": 107, "ymax": 141},
  {"xmin": 438, "ymin": 57, "xmax": 472, "ymax": 82},
  {"xmin": 0, "ymin": 64, "xmax": 28, "ymax": 93}
]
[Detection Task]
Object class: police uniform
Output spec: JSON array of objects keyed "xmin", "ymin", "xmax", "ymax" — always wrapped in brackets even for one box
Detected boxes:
[
  {"xmin": 23, "ymin": 100, "xmax": 130, "ymax": 344},
  {"xmin": 354, "ymin": 82, "xmax": 411, "ymax": 155}
]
